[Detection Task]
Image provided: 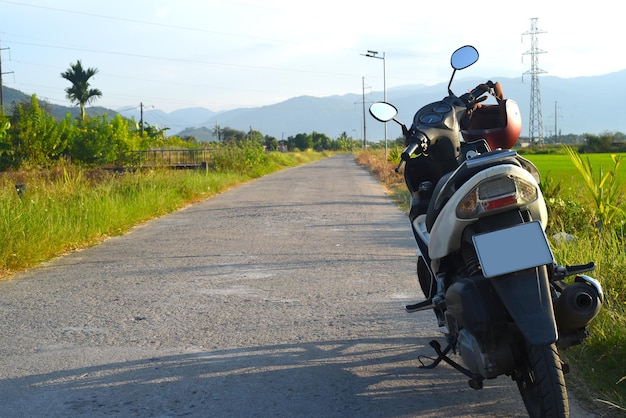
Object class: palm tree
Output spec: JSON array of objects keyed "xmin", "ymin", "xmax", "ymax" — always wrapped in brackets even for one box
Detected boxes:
[{"xmin": 60, "ymin": 60, "xmax": 103, "ymax": 123}]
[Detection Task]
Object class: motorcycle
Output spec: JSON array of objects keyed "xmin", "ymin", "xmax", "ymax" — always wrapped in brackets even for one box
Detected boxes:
[{"xmin": 369, "ymin": 45, "xmax": 603, "ymax": 417}]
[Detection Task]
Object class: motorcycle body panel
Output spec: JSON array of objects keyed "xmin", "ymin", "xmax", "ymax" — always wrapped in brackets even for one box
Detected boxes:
[
  {"xmin": 411, "ymin": 214, "xmax": 430, "ymax": 260},
  {"xmin": 413, "ymin": 156, "xmax": 559, "ymax": 347},
  {"xmin": 428, "ymin": 162, "xmax": 547, "ymax": 260}
]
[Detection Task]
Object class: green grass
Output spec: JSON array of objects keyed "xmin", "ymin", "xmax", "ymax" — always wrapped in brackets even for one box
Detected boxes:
[
  {"xmin": 0, "ymin": 150, "xmax": 329, "ymax": 277},
  {"xmin": 552, "ymin": 231, "xmax": 626, "ymax": 412}
]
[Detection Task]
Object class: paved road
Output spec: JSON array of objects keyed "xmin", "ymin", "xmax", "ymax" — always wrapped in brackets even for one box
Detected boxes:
[{"xmin": 0, "ymin": 155, "xmax": 593, "ymax": 417}]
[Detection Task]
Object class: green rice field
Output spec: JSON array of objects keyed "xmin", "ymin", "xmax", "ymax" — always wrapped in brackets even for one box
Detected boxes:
[{"xmin": 523, "ymin": 152, "xmax": 626, "ymax": 199}]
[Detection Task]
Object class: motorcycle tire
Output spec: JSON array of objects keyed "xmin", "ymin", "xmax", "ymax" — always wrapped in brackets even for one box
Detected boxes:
[{"xmin": 516, "ymin": 343, "xmax": 569, "ymax": 418}]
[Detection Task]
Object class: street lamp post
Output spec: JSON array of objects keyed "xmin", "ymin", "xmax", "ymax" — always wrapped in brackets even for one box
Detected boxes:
[{"xmin": 362, "ymin": 50, "xmax": 387, "ymax": 158}]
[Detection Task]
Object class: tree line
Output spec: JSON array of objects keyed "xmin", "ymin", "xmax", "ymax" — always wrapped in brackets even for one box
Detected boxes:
[
  {"xmin": 0, "ymin": 60, "xmax": 361, "ymax": 171},
  {"xmin": 0, "ymin": 99, "xmax": 360, "ymax": 171}
]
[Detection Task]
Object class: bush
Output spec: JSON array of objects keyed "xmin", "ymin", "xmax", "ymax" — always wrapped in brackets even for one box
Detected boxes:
[
  {"xmin": 10, "ymin": 95, "xmax": 68, "ymax": 166},
  {"xmin": 563, "ymin": 145, "xmax": 624, "ymax": 229},
  {"xmin": 68, "ymin": 114, "xmax": 138, "ymax": 165},
  {"xmin": 211, "ymin": 140, "xmax": 268, "ymax": 175}
]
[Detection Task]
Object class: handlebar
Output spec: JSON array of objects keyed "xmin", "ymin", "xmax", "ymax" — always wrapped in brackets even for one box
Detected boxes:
[
  {"xmin": 401, "ymin": 142, "xmax": 420, "ymax": 162},
  {"xmin": 393, "ymin": 79, "xmax": 505, "ymax": 173},
  {"xmin": 395, "ymin": 131, "xmax": 429, "ymax": 172},
  {"xmin": 395, "ymin": 142, "xmax": 420, "ymax": 172},
  {"xmin": 461, "ymin": 80, "xmax": 496, "ymax": 109},
  {"xmin": 470, "ymin": 81, "xmax": 493, "ymax": 99}
]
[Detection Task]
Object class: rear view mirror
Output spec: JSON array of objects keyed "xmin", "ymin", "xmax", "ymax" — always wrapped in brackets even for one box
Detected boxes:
[
  {"xmin": 451, "ymin": 45, "xmax": 479, "ymax": 70},
  {"xmin": 369, "ymin": 102, "xmax": 398, "ymax": 122}
]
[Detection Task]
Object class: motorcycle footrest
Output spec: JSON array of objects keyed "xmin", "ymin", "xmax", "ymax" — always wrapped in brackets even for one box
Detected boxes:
[
  {"xmin": 405, "ymin": 299, "xmax": 435, "ymax": 313},
  {"xmin": 555, "ymin": 262, "xmax": 596, "ymax": 278},
  {"xmin": 564, "ymin": 262, "xmax": 596, "ymax": 276}
]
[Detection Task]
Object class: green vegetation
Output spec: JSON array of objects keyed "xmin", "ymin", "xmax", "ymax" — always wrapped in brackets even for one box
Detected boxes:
[
  {"xmin": 0, "ymin": 100, "xmax": 356, "ymax": 170},
  {"xmin": 0, "ymin": 58, "xmax": 360, "ymax": 275},
  {"xmin": 553, "ymin": 232, "xmax": 626, "ymax": 413},
  {"xmin": 0, "ymin": 59, "xmax": 360, "ymax": 171},
  {"xmin": 356, "ymin": 147, "xmax": 626, "ymax": 414},
  {"xmin": 521, "ymin": 153, "xmax": 625, "ymax": 198},
  {"xmin": 543, "ymin": 148, "xmax": 625, "ymax": 413},
  {"xmin": 0, "ymin": 148, "xmax": 329, "ymax": 277},
  {"xmin": 60, "ymin": 60, "xmax": 103, "ymax": 123},
  {"xmin": 562, "ymin": 146, "xmax": 623, "ymax": 229}
]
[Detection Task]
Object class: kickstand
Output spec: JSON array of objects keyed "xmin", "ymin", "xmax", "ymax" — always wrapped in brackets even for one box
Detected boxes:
[{"xmin": 419, "ymin": 339, "xmax": 485, "ymax": 390}]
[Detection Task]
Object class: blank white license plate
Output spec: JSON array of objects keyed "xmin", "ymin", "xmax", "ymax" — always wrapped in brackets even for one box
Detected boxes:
[{"xmin": 472, "ymin": 221, "xmax": 554, "ymax": 278}]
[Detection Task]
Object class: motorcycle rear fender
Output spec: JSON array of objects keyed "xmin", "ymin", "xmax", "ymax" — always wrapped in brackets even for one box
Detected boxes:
[{"xmin": 489, "ymin": 265, "xmax": 558, "ymax": 345}]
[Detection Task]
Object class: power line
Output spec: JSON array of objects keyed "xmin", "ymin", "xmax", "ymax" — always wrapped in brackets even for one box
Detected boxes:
[
  {"xmin": 6, "ymin": 39, "xmax": 362, "ymax": 79},
  {"xmin": 0, "ymin": 1, "xmax": 424, "ymax": 113},
  {"xmin": 0, "ymin": 0, "xmax": 422, "ymax": 84},
  {"xmin": 0, "ymin": 0, "xmax": 292, "ymax": 46}
]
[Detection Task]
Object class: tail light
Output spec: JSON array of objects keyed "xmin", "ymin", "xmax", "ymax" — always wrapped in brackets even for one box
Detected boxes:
[{"xmin": 456, "ymin": 175, "xmax": 538, "ymax": 219}]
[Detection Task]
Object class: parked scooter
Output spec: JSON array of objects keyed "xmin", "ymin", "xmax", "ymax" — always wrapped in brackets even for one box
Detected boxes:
[{"xmin": 369, "ymin": 45, "xmax": 603, "ymax": 418}]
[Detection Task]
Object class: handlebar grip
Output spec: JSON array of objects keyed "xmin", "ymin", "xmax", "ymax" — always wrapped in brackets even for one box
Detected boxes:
[
  {"xmin": 395, "ymin": 142, "xmax": 420, "ymax": 173},
  {"xmin": 401, "ymin": 142, "xmax": 420, "ymax": 161},
  {"xmin": 460, "ymin": 80, "xmax": 496, "ymax": 108}
]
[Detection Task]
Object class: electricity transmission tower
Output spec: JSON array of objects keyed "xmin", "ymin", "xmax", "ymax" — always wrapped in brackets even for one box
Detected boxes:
[{"xmin": 522, "ymin": 18, "xmax": 547, "ymax": 145}]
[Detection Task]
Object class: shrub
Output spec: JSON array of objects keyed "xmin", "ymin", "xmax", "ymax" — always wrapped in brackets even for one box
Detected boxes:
[{"xmin": 563, "ymin": 145, "xmax": 624, "ymax": 230}]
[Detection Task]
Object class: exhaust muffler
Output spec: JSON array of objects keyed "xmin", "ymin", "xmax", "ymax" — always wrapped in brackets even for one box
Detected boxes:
[{"xmin": 554, "ymin": 275, "xmax": 603, "ymax": 332}]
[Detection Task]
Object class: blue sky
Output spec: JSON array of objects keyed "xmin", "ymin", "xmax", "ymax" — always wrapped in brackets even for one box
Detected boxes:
[{"xmin": 1, "ymin": 0, "xmax": 622, "ymax": 112}]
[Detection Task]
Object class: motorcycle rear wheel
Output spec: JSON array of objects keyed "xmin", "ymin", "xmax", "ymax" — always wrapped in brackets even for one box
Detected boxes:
[{"xmin": 516, "ymin": 343, "xmax": 569, "ymax": 418}]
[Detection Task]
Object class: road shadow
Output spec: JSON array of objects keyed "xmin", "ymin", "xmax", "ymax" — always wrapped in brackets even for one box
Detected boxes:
[{"xmin": 0, "ymin": 336, "xmax": 529, "ymax": 417}]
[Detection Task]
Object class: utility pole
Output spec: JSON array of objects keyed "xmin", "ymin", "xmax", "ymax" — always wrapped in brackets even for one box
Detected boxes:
[
  {"xmin": 361, "ymin": 77, "xmax": 367, "ymax": 149},
  {"xmin": 140, "ymin": 102, "xmax": 144, "ymax": 136},
  {"xmin": 362, "ymin": 50, "xmax": 387, "ymax": 157},
  {"xmin": 0, "ymin": 43, "xmax": 14, "ymax": 115},
  {"xmin": 554, "ymin": 101, "xmax": 558, "ymax": 144},
  {"xmin": 522, "ymin": 18, "xmax": 547, "ymax": 146},
  {"xmin": 139, "ymin": 102, "xmax": 155, "ymax": 136}
]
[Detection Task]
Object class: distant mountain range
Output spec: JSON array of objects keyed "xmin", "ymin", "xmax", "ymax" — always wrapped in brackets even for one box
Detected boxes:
[
  {"xmin": 1, "ymin": 86, "xmax": 118, "ymax": 121},
  {"xmin": 3, "ymin": 70, "xmax": 626, "ymax": 142}
]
